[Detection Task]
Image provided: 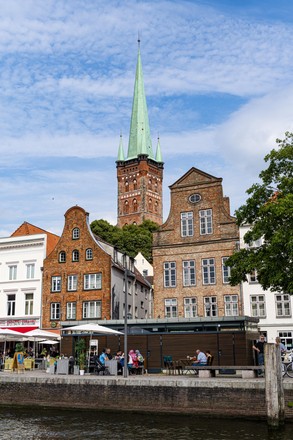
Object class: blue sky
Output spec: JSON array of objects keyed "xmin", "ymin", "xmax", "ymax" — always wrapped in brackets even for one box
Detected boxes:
[{"xmin": 1, "ymin": 0, "xmax": 293, "ymax": 237}]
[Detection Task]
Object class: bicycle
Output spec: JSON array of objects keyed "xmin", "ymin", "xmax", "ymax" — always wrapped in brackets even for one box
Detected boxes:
[{"xmin": 286, "ymin": 361, "xmax": 293, "ymax": 378}]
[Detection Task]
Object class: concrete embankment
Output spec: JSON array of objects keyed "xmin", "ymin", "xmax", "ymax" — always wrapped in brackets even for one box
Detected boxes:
[{"xmin": 1, "ymin": 371, "xmax": 293, "ymax": 420}]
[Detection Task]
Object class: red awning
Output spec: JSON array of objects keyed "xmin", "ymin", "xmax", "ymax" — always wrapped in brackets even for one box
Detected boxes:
[{"xmin": 0, "ymin": 326, "xmax": 38, "ymax": 333}]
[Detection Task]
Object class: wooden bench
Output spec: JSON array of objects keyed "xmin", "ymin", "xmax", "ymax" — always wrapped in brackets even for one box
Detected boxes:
[{"xmin": 182, "ymin": 365, "xmax": 264, "ymax": 378}]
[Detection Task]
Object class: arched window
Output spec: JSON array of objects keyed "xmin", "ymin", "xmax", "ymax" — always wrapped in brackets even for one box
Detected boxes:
[
  {"xmin": 133, "ymin": 179, "xmax": 137, "ymax": 190},
  {"xmin": 155, "ymin": 201, "xmax": 158, "ymax": 212},
  {"xmin": 59, "ymin": 251, "xmax": 66, "ymax": 263},
  {"xmin": 72, "ymin": 227, "xmax": 80, "ymax": 239},
  {"xmin": 86, "ymin": 248, "xmax": 93, "ymax": 260},
  {"xmin": 148, "ymin": 198, "xmax": 153, "ymax": 212},
  {"xmin": 72, "ymin": 250, "xmax": 79, "ymax": 262},
  {"xmin": 154, "ymin": 182, "xmax": 158, "ymax": 193},
  {"xmin": 133, "ymin": 199, "xmax": 137, "ymax": 212},
  {"xmin": 148, "ymin": 179, "xmax": 152, "ymax": 190},
  {"xmin": 124, "ymin": 201, "xmax": 129, "ymax": 214},
  {"xmin": 125, "ymin": 180, "xmax": 129, "ymax": 191}
]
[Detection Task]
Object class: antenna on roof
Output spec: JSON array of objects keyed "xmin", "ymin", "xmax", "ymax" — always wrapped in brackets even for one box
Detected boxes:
[{"xmin": 138, "ymin": 31, "xmax": 141, "ymax": 48}]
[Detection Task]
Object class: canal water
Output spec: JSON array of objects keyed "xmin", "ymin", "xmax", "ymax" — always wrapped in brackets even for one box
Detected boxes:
[{"xmin": 0, "ymin": 407, "xmax": 291, "ymax": 440}]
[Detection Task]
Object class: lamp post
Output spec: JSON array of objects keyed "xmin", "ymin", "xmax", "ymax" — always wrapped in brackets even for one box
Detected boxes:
[{"xmin": 123, "ymin": 256, "xmax": 128, "ymax": 378}]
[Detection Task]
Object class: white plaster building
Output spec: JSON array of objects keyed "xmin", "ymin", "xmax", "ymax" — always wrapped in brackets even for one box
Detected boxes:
[
  {"xmin": 240, "ymin": 225, "xmax": 293, "ymax": 348},
  {"xmin": 134, "ymin": 252, "xmax": 154, "ymax": 278},
  {"xmin": 0, "ymin": 234, "xmax": 49, "ymax": 331}
]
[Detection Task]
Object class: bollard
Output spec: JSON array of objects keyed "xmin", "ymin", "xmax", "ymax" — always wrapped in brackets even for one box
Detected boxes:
[{"xmin": 265, "ymin": 343, "xmax": 285, "ymax": 427}]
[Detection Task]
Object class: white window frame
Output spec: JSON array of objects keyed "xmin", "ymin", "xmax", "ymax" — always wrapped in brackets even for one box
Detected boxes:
[
  {"xmin": 59, "ymin": 251, "xmax": 66, "ymax": 263},
  {"xmin": 86, "ymin": 248, "xmax": 93, "ymax": 260},
  {"xmin": 275, "ymin": 294, "xmax": 291, "ymax": 318},
  {"xmin": 7, "ymin": 294, "xmax": 16, "ymax": 316},
  {"xmin": 249, "ymin": 270, "xmax": 258, "ymax": 283},
  {"xmin": 8, "ymin": 265, "xmax": 17, "ymax": 280},
  {"xmin": 204, "ymin": 297, "xmax": 218, "ymax": 317},
  {"xmin": 68, "ymin": 275, "xmax": 78, "ymax": 291},
  {"xmin": 199, "ymin": 209, "xmax": 213, "ymax": 235},
  {"xmin": 183, "ymin": 260, "xmax": 196, "ymax": 286},
  {"xmin": 222, "ymin": 257, "xmax": 231, "ymax": 284},
  {"xmin": 50, "ymin": 303, "xmax": 60, "ymax": 320},
  {"xmin": 278, "ymin": 331, "xmax": 293, "ymax": 350},
  {"xmin": 202, "ymin": 258, "xmax": 216, "ymax": 285},
  {"xmin": 72, "ymin": 227, "xmax": 80, "ymax": 239},
  {"xmin": 165, "ymin": 298, "xmax": 178, "ymax": 318},
  {"xmin": 72, "ymin": 250, "xmax": 79, "ymax": 262},
  {"xmin": 82, "ymin": 301, "xmax": 101, "ymax": 319},
  {"xmin": 84, "ymin": 273, "xmax": 102, "ymax": 290},
  {"xmin": 250, "ymin": 295, "xmax": 266, "ymax": 318},
  {"xmin": 26, "ymin": 263, "xmax": 35, "ymax": 279},
  {"xmin": 181, "ymin": 212, "xmax": 194, "ymax": 237},
  {"xmin": 25, "ymin": 293, "xmax": 34, "ymax": 315},
  {"xmin": 224, "ymin": 295, "xmax": 239, "ymax": 316},
  {"xmin": 164, "ymin": 262, "xmax": 176, "ymax": 287},
  {"xmin": 184, "ymin": 297, "xmax": 197, "ymax": 318},
  {"xmin": 51, "ymin": 276, "xmax": 61, "ymax": 292},
  {"xmin": 66, "ymin": 302, "xmax": 76, "ymax": 320}
]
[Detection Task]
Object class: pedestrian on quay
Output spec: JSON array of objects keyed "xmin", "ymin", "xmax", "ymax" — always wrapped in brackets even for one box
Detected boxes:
[{"xmin": 253, "ymin": 334, "xmax": 266, "ymax": 377}]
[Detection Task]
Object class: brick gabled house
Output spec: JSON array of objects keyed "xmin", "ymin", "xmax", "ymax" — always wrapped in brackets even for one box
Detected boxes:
[
  {"xmin": 152, "ymin": 167, "xmax": 241, "ymax": 319},
  {"xmin": 41, "ymin": 206, "xmax": 152, "ymax": 330}
]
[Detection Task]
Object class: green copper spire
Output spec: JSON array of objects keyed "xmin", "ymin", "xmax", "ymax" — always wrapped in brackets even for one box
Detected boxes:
[
  {"xmin": 117, "ymin": 134, "xmax": 125, "ymax": 161},
  {"xmin": 155, "ymin": 136, "xmax": 163, "ymax": 162},
  {"xmin": 127, "ymin": 41, "xmax": 154, "ymax": 160}
]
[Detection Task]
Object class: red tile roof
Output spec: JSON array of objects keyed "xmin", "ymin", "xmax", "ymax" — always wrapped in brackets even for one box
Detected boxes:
[{"xmin": 11, "ymin": 222, "xmax": 59, "ymax": 256}]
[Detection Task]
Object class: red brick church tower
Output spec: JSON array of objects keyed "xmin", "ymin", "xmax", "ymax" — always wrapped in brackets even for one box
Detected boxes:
[{"xmin": 116, "ymin": 41, "xmax": 164, "ymax": 227}]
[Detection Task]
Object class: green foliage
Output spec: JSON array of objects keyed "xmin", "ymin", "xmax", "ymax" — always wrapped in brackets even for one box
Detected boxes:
[
  {"xmin": 226, "ymin": 132, "xmax": 293, "ymax": 293},
  {"xmin": 75, "ymin": 338, "xmax": 86, "ymax": 368},
  {"xmin": 90, "ymin": 219, "xmax": 159, "ymax": 262},
  {"xmin": 15, "ymin": 343, "xmax": 24, "ymax": 352}
]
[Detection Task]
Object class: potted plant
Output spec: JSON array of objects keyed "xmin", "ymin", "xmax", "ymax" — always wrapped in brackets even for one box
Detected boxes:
[{"xmin": 75, "ymin": 338, "xmax": 86, "ymax": 376}]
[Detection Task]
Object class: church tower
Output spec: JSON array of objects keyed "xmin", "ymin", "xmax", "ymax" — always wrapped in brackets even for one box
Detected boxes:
[{"xmin": 116, "ymin": 42, "xmax": 164, "ymax": 227}]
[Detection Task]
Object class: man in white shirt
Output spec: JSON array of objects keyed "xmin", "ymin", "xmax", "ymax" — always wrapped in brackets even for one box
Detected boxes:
[{"xmin": 193, "ymin": 349, "xmax": 207, "ymax": 366}]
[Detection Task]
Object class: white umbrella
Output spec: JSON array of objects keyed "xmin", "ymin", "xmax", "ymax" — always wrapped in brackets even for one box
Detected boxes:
[
  {"xmin": 62, "ymin": 323, "xmax": 123, "ymax": 371},
  {"xmin": 62, "ymin": 323, "xmax": 123, "ymax": 335},
  {"xmin": 24, "ymin": 329, "xmax": 60, "ymax": 358},
  {"xmin": 39, "ymin": 340, "xmax": 60, "ymax": 345},
  {"xmin": 0, "ymin": 328, "xmax": 27, "ymax": 357}
]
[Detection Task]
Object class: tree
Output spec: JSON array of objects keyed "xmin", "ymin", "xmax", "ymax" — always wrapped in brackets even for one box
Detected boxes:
[
  {"xmin": 226, "ymin": 132, "xmax": 293, "ymax": 293},
  {"xmin": 90, "ymin": 219, "xmax": 159, "ymax": 262}
]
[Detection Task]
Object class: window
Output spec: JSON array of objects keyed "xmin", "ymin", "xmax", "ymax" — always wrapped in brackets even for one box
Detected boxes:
[
  {"xmin": 133, "ymin": 179, "xmax": 137, "ymax": 190},
  {"xmin": 25, "ymin": 293, "xmax": 34, "ymax": 315},
  {"xmin": 7, "ymin": 294, "xmax": 16, "ymax": 316},
  {"xmin": 204, "ymin": 297, "xmax": 217, "ymax": 317},
  {"xmin": 143, "ymin": 270, "xmax": 148, "ymax": 277},
  {"xmin": 184, "ymin": 297, "xmax": 197, "ymax": 318},
  {"xmin": 165, "ymin": 299, "xmax": 177, "ymax": 318},
  {"xmin": 84, "ymin": 273, "xmax": 102, "ymax": 290},
  {"xmin": 275, "ymin": 294, "xmax": 291, "ymax": 317},
  {"xmin": 82, "ymin": 301, "xmax": 101, "ymax": 319},
  {"xmin": 154, "ymin": 182, "xmax": 158, "ymax": 192},
  {"xmin": 148, "ymin": 179, "xmax": 152, "ymax": 190},
  {"xmin": 202, "ymin": 258, "xmax": 215, "ymax": 285},
  {"xmin": 141, "ymin": 301, "xmax": 144, "ymax": 309},
  {"xmin": 86, "ymin": 248, "xmax": 93, "ymax": 260},
  {"xmin": 68, "ymin": 275, "xmax": 78, "ymax": 291},
  {"xmin": 135, "ymin": 307, "xmax": 138, "ymax": 318},
  {"xmin": 164, "ymin": 262, "xmax": 176, "ymax": 287},
  {"xmin": 222, "ymin": 257, "xmax": 231, "ymax": 283},
  {"xmin": 59, "ymin": 251, "xmax": 66, "ymax": 263},
  {"xmin": 9, "ymin": 265, "xmax": 17, "ymax": 280},
  {"xmin": 51, "ymin": 276, "xmax": 61, "ymax": 292},
  {"xmin": 250, "ymin": 295, "xmax": 266, "ymax": 318},
  {"xmin": 249, "ymin": 270, "xmax": 258, "ymax": 283},
  {"xmin": 148, "ymin": 198, "xmax": 153, "ymax": 212},
  {"xmin": 72, "ymin": 250, "xmax": 79, "ymax": 262},
  {"xmin": 125, "ymin": 180, "xmax": 129, "ymax": 190},
  {"xmin": 183, "ymin": 260, "xmax": 196, "ymax": 286},
  {"xmin": 224, "ymin": 295, "xmax": 239, "ymax": 316},
  {"xmin": 181, "ymin": 212, "xmax": 193, "ymax": 237},
  {"xmin": 278, "ymin": 331, "xmax": 293, "ymax": 350},
  {"xmin": 66, "ymin": 302, "xmax": 76, "ymax": 320},
  {"xmin": 155, "ymin": 201, "xmax": 158, "ymax": 212},
  {"xmin": 50, "ymin": 303, "xmax": 60, "ymax": 320},
  {"xmin": 26, "ymin": 263, "xmax": 35, "ymax": 279},
  {"xmin": 72, "ymin": 227, "xmax": 80, "ymax": 239},
  {"xmin": 189, "ymin": 193, "xmax": 201, "ymax": 204},
  {"xmin": 199, "ymin": 209, "xmax": 213, "ymax": 235},
  {"xmin": 133, "ymin": 199, "xmax": 137, "ymax": 212},
  {"xmin": 124, "ymin": 200, "xmax": 129, "ymax": 214}
]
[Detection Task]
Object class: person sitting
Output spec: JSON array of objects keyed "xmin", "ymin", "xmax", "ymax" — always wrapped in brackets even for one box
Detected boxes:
[
  {"xmin": 128, "ymin": 349, "xmax": 138, "ymax": 373},
  {"xmin": 192, "ymin": 349, "xmax": 207, "ymax": 366},
  {"xmin": 99, "ymin": 348, "xmax": 109, "ymax": 366},
  {"xmin": 205, "ymin": 350, "xmax": 213, "ymax": 365},
  {"xmin": 114, "ymin": 351, "xmax": 124, "ymax": 375}
]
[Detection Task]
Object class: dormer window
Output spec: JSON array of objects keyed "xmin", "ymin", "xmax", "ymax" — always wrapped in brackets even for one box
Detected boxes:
[
  {"xmin": 72, "ymin": 227, "xmax": 80, "ymax": 239},
  {"xmin": 59, "ymin": 251, "xmax": 66, "ymax": 263}
]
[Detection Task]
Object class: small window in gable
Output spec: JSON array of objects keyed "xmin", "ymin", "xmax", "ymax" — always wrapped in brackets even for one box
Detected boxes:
[
  {"xmin": 72, "ymin": 250, "xmax": 79, "ymax": 262},
  {"xmin": 72, "ymin": 227, "xmax": 80, "ymax": 239},
  {"xmin": 59, "ymin": 251, "xmax": 66, "ymax": 263},
  {"xmin": 86, "ymin": 248, "xmax": 93, "ymax": 260}
]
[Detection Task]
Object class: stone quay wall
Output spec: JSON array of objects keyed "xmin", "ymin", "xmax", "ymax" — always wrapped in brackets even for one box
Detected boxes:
[{"xmin": 1, "ymin": 374, "xmax": 293, "ymax": 420}]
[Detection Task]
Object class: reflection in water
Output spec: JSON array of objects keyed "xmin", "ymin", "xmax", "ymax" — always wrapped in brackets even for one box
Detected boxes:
[{"xmin": 0, "ymin": 407, "xmax": 291, "ymax": 440}]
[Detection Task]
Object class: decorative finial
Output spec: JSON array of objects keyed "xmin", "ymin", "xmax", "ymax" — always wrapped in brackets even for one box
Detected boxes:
[{"xmin": 138, "ymin": 31, "xmax": 141, "ymax": 48}]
